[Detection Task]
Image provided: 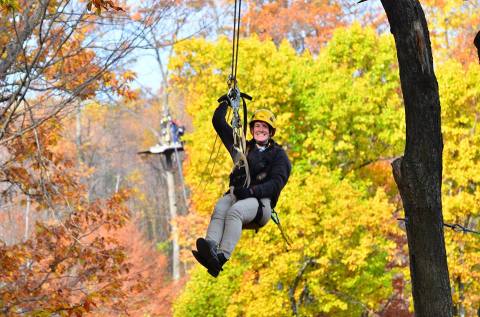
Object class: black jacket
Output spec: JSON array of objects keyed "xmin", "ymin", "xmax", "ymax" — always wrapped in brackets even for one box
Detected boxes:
[{"xmin": 212, "ymin": 102, "xmax": 291, "ymax": 208}]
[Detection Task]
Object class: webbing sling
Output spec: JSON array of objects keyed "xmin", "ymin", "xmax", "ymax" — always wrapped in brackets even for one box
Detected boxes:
[{"xmin": 253, "ymin": 197, "xmax": 264, "ymax": 225}]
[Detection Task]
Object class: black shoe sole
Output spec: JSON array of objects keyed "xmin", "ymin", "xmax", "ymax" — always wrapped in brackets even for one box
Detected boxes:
[
  {"xmin": 192, "ymin": 250, "xmax": 220, "ymax": 277},
  {"xmin": 196, "ymin": 238, "xmax": 221, "ymax": 277},
  {"xmin": 192, "ymin": 250, "xmax": 209, "ymax": 270}
]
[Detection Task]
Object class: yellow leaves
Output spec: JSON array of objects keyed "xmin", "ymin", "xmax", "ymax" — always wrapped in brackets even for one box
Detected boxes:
[
  {"xmin": 122, "ymin": 70, "xmax": 136, "ymax": 82},
  {"xmin": 435, "ymin": 60, "xmax": 480, "ymax": 315},
  {"xmin": 216, "ymin": 167, "xmax": 396, "ymax": 315},
  {"xmin": 0, "ymin": 0, "xmax": 18, "ymax": 11},
  {"xmin": 172, "ymin": 28, "xmax": 409, "ymax": 316},
  {"xmin": 83, "ymin": 101, "xmax": 107, "ymax": 122}
]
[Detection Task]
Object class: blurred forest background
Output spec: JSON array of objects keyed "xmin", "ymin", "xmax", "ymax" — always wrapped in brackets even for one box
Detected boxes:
[{"xmin": 0, "ymin": 0, "xmax": 479, "ymax": 315}]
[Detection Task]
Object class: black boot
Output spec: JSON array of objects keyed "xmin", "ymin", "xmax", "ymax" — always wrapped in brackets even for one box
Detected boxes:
[
  {"xmin": 196, "ymin": 238, "xmax": 224, "ymax": 277},
  {"xmin": 193, "ymin": 249, "xmax": 228, "ymax": 272},
  {"xmin": 192, "ymin": 250, "xmax": 209, "ymax": 270},
  {"xmin": 217, "ymin": 253, "xmax": 228, "ymax": 269}
]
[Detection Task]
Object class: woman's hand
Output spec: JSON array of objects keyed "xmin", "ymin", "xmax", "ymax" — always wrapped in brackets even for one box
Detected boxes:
[{"xmin": 233, "ymin": 187, "xmax": 254, "ymax": 200}]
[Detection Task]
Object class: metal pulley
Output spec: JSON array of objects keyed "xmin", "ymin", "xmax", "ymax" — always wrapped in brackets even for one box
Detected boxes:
[{"xmin": 227, "ymin": 85, "xmax": 241, "ymax": 129}]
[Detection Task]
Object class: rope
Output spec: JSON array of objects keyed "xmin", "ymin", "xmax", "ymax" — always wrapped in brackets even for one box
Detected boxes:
[
  {"xmin": 272, "ymin": 210, "xmax": 292, "ymax": 249},
  {"xmin": 231, "ymin": 0, "xmax": 237, "ymax": 80},
  {"xmin": 443, "ymin": 222, "xmax": 480, "ymax": 235},
  {"xmin": 199, "ymin": 109, "xmax": 232, "ymax": 193}
]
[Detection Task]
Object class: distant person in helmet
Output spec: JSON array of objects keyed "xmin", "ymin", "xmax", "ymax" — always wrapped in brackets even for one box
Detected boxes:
[{"xmin": 192, "ymin": 101, "xmax": 291, "ymax": 277}]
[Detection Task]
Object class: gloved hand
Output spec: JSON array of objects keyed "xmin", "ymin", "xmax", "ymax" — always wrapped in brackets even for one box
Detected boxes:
[{"xmin": 233, "ymin": 187, "xmax": 254, "ymax": 200}]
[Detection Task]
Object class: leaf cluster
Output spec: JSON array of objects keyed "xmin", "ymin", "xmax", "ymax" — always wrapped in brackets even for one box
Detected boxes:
[{"xmin": 170, "ymin": 25, "xmax": 408, "ymax": 316}]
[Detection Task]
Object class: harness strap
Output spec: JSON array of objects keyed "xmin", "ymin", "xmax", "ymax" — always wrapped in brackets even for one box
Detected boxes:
[
  {"xmin": 253, "ymin": 197, "xmax": 264, "ymax": 225},
  {"xmin": 241, "ymin": 93, "xmax": 249, "ymax": 136}
]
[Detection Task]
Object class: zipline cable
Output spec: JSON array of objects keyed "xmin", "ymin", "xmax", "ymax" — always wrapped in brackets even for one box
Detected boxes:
[
  {"xmin": 398, "ymin": 218, "xmax": 480, "ymax": 235},
  {"xmin": 231, "ymin": 0, "xmax": 237, "ymax": 80},
  {"xmin": 232, "ymin": 0, "xmax": 242, "ymax": 82}
]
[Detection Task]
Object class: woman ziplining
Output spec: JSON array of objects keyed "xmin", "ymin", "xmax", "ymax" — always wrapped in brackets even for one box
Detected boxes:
[
  {"xmin": 191, "ymin": 0, "xmax": 291, "ymax": 278},
  {"xmin": 192, "ymin": 105, "xmax": 291, "ymax": 277}
]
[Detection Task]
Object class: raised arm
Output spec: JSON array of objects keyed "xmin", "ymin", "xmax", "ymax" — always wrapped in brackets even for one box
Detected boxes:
[{"xmin": 212, "ymin": 101, "xmax": 235, "ymax": 159}]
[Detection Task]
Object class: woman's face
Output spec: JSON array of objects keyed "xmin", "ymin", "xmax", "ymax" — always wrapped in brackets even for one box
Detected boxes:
[{"xmin": 252, "ymin": 121, "xmax": 271, "ymax": 144}]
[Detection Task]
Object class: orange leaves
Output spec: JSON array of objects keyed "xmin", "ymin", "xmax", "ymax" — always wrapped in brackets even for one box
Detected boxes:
[
  {"xmin": 0, "ymin": 119, "xmax": 143, "ymax": 314},
  {"xmin": 101, "ymin": 70, "xmax": 139, "ymax": 101},
  {"xmin": 130, "ymin": 11, "xmax": 142, "ymax": 21},
  {"xmin": 0, "ymin": 189, "xmax": 136, "ymax": 314},
  {"xmin": 86, "ymin": 0, "xmax": 124, "ymax": 14},
  {"xmin": 244, "ymin": 0, "xmax": 344, "ymax": 53},
  {"xmin": 5, "ymin": 166, "xmax": 32, "ymax": 187},
  {"xmin": 50, "ymin": 48, "xmax": 101, "ymax": 99}
]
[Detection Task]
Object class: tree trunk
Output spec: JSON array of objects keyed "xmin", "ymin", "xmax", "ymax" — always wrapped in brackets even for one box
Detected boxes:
[
  {"xmin": 380, "ymin": 0, "xmax": 453, "ymax": 316},
  {"xmin": 165, "ymin": 156, "xmax": 180, "ymax": 281}
]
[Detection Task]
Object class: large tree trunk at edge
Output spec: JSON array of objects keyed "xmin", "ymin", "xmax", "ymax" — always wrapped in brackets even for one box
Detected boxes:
[{"xmin": 380, "ymin": 0, "xmax": 453, "ymax": 316}]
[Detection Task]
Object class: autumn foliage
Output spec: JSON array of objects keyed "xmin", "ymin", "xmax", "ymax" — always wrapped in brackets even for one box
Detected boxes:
[
  {"xmin": 170, "ymin": 22, "xmax": 480, "ymax": 317},
  {"xmin": 243, "ymin": 0, "xmax": 345, "ymax": 53},
  {"xmin": 1, "ymin": 0, "xmax": 480, "ymax": 315},
  {"xmin": 0, "ymin": 120, "xmax": 178, "ymax": 315}
]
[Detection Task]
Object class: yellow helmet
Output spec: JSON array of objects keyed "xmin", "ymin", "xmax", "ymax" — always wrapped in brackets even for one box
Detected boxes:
[{"xmin": 249, "ymin": 109, "xmax": 276, "ymax": 136}]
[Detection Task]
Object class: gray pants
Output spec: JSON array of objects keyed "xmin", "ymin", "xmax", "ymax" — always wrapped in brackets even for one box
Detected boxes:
[{"xmin": 206, "ymin": 194, "xmax": 272, "ymax": 259}]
